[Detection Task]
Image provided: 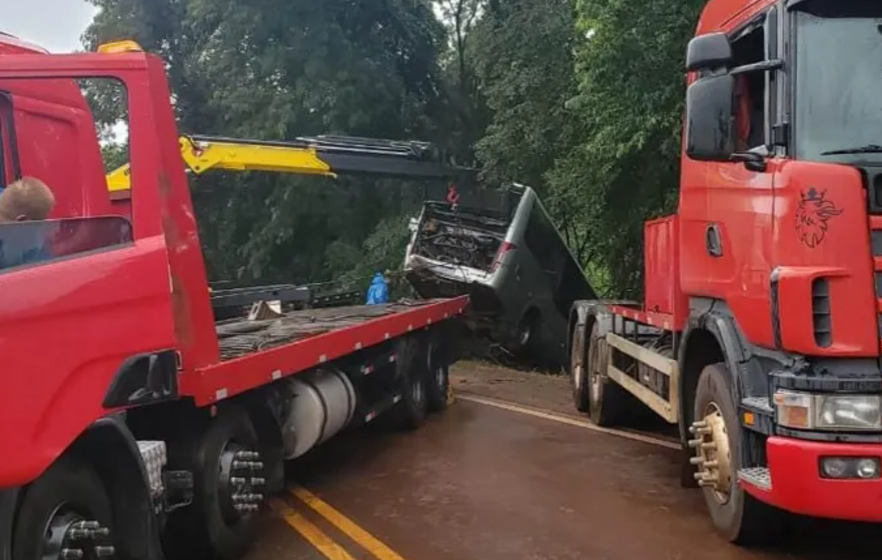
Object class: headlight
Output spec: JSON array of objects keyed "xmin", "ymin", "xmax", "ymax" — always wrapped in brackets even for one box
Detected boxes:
[{"xmin": 774, "ymin": 390, "xmax": 882, "ymax": 431}]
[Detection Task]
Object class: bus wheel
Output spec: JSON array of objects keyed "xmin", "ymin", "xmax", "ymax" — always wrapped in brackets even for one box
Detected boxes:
[
  {"xmin": 691, "ymin": 363, "xmax": 783, "ymax": 546},
  {"xmin": 13, "ymin": 457, "xmax": 115, "ymax": 560},
  {"xmin": 515, "ymin": 312, "xmax": 536, "ymax": 350},
  {"xmin": 570, "ymin": 322, "xmax": 591, "ymax": 412},
  {"xmin": 426, "ymin": 337, "xmax": 449, "ymax": 413},
  {"xmin": 586, "ymin": 321, "xmax": 628, "ymax": 427}
]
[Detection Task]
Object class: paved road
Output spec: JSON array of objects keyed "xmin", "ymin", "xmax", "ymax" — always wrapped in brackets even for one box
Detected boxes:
[{"xmin": 246, "ymin": 395, "xmax": 879, "ymax": 560}]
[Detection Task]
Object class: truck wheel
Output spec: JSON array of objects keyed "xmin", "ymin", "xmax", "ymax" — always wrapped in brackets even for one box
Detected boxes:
[
  {"xmin": 391, "ymin": 342, "xmax": 430, "ymax": 430},
  {"xmin": 691, "ymin": 363, "xmax": 782, "ymax": 546},
  {"xmin": 570, "ymin": 322, "xmax": 590, "ymax": 412},
  {"xmin": 426, "ymin": 338, "xmax": 449, "ymax": 413},
  {"xmin": 13, "ymin": 457, "xmax": 115, "ymax": 560},
  {"xmin": 586, "ymin": 322, "xmax": 629, "ymax": 427},
  {"xmin": 171, "ymin": 408, "xmax": 263, "ymax": 559}
]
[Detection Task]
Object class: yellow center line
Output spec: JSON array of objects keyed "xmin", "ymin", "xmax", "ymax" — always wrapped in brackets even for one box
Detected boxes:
[
  {"xmin": 269, "ymin": 498, "xmax": 358, "ymax": 560},
  {"xmin": 456, "ymin": 393, "xmax": 681, "ymax": 450},
  {"xmin": 289, "ymin": 486, "xmax": 408, "ymax": 560}
]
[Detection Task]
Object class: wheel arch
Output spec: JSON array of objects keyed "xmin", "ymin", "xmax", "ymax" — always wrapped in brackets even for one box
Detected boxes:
[
  {"xmin": 677, "ymin": 300, "xmax": 750, "ymax": 446},
  {"xmin": 66, "ymin": 414, "xmax": 164, "ymax": 560}
]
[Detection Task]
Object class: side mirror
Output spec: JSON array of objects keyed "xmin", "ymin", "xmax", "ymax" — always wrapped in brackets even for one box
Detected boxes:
[
  {"xmin": 685, "ymin": 73, "xmax": 736, "ymax": 162},
  {"xmin": 686, "ymin": 32, "xmax": 733, "ymax": 72}
]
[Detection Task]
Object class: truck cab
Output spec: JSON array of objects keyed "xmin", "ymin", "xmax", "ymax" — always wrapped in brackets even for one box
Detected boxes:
[
  {"xmin": 568, "ymin": 0, "xmax": 882, "ymax": 546},
  {"xmin": 678, "ymin": 0, "xmax": 882, "ymax": 535}
]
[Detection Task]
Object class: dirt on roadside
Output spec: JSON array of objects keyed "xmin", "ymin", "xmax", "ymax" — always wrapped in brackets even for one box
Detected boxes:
[{"xmin": 450, "ymin": 360, "xmax": 574, "ymax": 416}]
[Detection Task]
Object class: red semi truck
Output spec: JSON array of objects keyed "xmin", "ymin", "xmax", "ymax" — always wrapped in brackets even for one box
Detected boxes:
[
  {"xmin": 0, "ymin": 36, "xmax": 468, "ymax": 560},
  {"xmin": 569, "ymin": 0, "xmax": 882, "ymax": 546}
]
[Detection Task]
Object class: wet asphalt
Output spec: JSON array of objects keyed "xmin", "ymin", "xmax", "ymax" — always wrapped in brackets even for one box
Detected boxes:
[{"xmin": 245, "ymin": 398, "xmax": 880, "ymax": 560}]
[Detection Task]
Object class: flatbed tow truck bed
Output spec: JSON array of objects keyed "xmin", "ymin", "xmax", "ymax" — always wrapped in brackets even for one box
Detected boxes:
[
  {"xmin": 187, "ymin": 296, "xmax": 469, "ymax": 407},
  {"xmin": 216, "ymin": 299, "xmax": 460, "ymax": 360}
]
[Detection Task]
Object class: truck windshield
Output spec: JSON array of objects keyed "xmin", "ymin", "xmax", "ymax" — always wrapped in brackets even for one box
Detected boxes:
[{"xmin": 794, "ymin": 3, "xmax": 882, "ymax": 163}]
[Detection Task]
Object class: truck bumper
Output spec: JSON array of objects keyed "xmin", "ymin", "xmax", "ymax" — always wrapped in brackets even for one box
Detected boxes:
[
  {"xmin": 0, "ymin": 487, "xmax": 18, "ymax": 560},
  {"xmin": 742, "ymin": 436, "xmax": 882, "ymax": 521}
]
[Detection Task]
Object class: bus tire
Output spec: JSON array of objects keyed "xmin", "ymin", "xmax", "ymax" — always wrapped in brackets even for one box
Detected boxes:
[
  {"xmin": 426, "ymin": 338, "xmax": 449, "ymax": 413},
  {"xmin": 13, "ymin": 457, "xmax": 114, "ymax": 560},
  {"xmin": 586, "ymin": 321, "xmax": 629, "ymax": 427},
  {"xmin": 693, "ymin": 363, "xmax": 783, "ymax": 546}
]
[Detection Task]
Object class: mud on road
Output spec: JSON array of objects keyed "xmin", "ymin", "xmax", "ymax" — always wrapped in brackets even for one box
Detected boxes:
[{"xmin": 245, "ymin": 361, "xmax": 880, "ymax": 560}]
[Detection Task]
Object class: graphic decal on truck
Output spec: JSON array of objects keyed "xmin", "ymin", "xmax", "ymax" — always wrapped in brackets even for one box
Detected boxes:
[{"xmin": 796, "ymin": 187, "xmax": 843, "ymax": 248}]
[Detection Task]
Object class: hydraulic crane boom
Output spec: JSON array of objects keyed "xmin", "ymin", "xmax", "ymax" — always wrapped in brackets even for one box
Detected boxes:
[{"xmin": 106, "ymin": 134, "xmax": 471, "ymax": 197}]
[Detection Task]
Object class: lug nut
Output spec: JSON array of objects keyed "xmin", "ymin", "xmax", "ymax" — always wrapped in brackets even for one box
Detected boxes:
[
  {"xmin": 700, "ymin": 442, "xmax": 717, "ymax": 451},
  {"xmin": 689, "ymin": 456, "xmax": 705, "ymax": 465},
  {"xmin": 689, "ymin": 424, "xmax": 711, "ymax": 435},
  {"xmin": 69, "ymin": 528, "xmax": 93, "ymax": 540},
  {"xmin": 250, "ymin": 477, "xmax": 266, "ymax": 486},
  {"xmin": 95, "ymin": 545, "xmax": 115, "ymax": 557},
  {"xmin": 230, "ymin": 477, "xmax": 246, "ymax": 485},
  {"xmin": 688, "ymin": 438, "xmax": 702, "ymax": 448},
  {"xmin": 61, "ymin": 549, "xmax": 85, "ymax": 560},
  {"xmin": 704, "ymin": 460, "xmax": 719, "ymax": 469},
  {"xmin": 235, "ymin": 451, "xmax": 260, "ymax": 460}
]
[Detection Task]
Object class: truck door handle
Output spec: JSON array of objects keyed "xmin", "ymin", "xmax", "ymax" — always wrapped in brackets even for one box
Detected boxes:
[{"xmin": 706, "ymin": 224, "xmax": 723, "ymax": 257}]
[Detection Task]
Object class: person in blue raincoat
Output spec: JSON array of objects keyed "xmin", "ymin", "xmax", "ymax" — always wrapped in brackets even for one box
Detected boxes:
[{"xmin": 365, "ymin": 272, "xmax": 390, "ymax": 305}]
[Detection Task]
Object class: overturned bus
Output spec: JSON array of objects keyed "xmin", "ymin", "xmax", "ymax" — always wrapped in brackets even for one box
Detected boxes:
[{"xmin": 404, "ymin": 184, "xmax": 596, "ymax": 368}]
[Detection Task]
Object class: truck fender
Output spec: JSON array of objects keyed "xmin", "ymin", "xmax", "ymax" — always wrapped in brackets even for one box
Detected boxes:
[
  {"xmin": 70, "ymin": 414, "xmax": 165, "ymax": 560},
  {"xmin": 676, "ymin": 304, "xmax": 749, "ymax": 446}
]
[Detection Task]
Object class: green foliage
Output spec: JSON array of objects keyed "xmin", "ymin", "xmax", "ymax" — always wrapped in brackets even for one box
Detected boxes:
[
  {"xmin": 83, "ymin": 0, "xmax": 454, "ymax": 289},
  {"xmin": 546, "ymin": 0, "xmax": 705, "ymax": 297}
]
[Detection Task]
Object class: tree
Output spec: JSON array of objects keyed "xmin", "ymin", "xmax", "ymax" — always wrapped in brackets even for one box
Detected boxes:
[
  {"xmin": 546, "ymin": 0, "xmax": 705, "ymax": 297},
  {"xmin": 82, "ymin": 0, "xmax": 453, "ymax": 288}
]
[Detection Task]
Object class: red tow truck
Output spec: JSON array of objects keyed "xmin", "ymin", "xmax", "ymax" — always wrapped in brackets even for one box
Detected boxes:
[
  {"xmin": 569, "ymin": 0, "xmax": 882, "ymax": 546},
  {"xmin": 0, "ymin": 36, "xmax": 468, "ymax": 560}
]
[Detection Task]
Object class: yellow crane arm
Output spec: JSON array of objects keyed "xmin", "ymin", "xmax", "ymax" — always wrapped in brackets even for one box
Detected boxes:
[
  {"xmin": 106, "ymin": 133, "xmax": 471, "ymax": 197},
  {"xmin": 107, "ymin": 135, "xmax": 336, "ymax": 195}
]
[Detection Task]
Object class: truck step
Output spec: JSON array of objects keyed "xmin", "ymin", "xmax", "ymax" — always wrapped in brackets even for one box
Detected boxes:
[
  {"xmin": 137, "ymin": 441, "xmax": 168, "ymax": 499},
  {"xmin": 741, "ymin": 396, "xmax": 774, "ymax": 414},
  {"xmin": 737, "ymin": 467, "xmax": 772, "ymax": 491}
]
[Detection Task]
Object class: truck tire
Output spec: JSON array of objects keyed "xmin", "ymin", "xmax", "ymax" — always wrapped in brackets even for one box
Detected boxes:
[
  {"xmin": 170, "ymin": 408, "xmax": 261, "ymax": 560},
  {"xmin": 586, "ymin": 321, "xmax": 629, "ymax": 427},
  {"xmin": 426, "ymin": 337, "xmax": 449, "ymax": 413},
  {"xmin": 13, "ymin": 457, "xmax": 114, "ymax": 560},
  {"xmin": 570, "ymin": 321, "xmax": 590, "ymax": 412},
  {"xmin": 390, "ymin": 338, "xmax": 430, "ymax": 430},
  {"xmin": 692, "ymin": 363, "xmax": 782, "ymax": 546}
]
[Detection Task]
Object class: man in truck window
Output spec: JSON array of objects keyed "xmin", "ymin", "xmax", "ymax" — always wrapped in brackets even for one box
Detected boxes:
[{"xmin": 0, "ymin": 176, "xmax": 56, "ymax": 269}]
